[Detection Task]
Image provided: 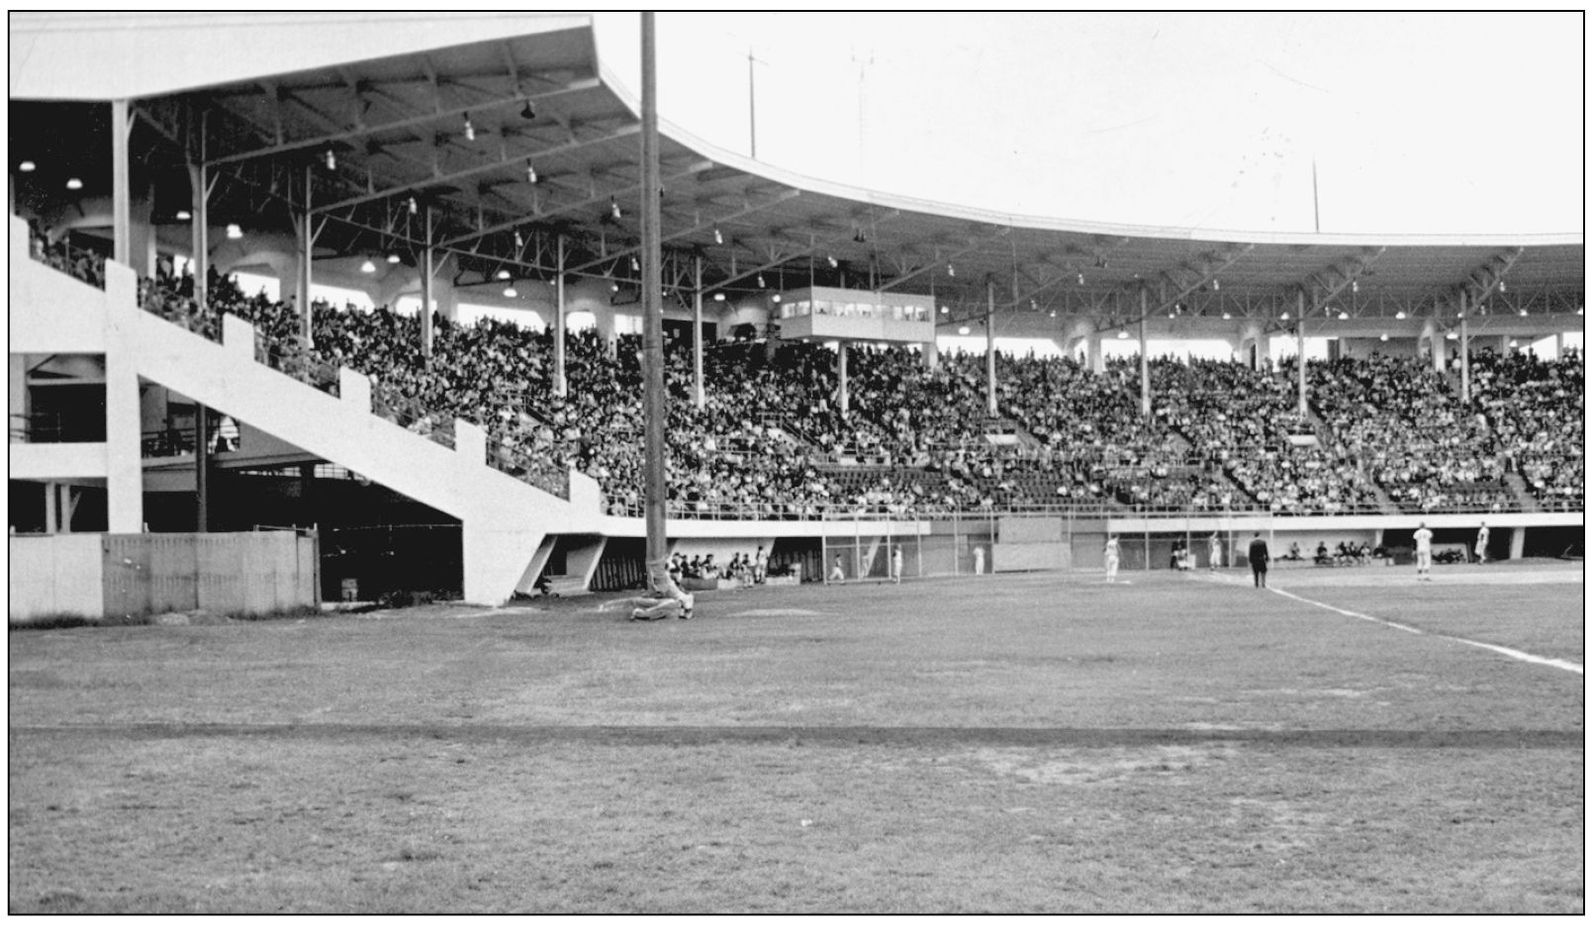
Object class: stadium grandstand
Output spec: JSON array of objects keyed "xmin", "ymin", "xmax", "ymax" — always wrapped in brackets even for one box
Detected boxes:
[{"xmin": 8, "ymin": 12, "xmax": 1584, "ymax": 617}]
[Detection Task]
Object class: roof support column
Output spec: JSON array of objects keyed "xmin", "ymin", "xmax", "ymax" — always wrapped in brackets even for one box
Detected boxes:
[
  {"xmin": 187, "ymin": 162, "xmax": 209, "ymax": 314},
  {"xmin": 420, "ymin": 205, "xmax": 435, "ymax": 359},
  {"xmin": 1297, "ymin": 290, "xmax": 1308, "ymax": 417},
  {"xmin": 693, "ymin": 254, "xmax": 705, "ymax": 409},
  {"xmin": 111, "ymin": 99, "xmax": 131, "ymax": 267},
  {"xmin": 1459, "ymin": 291, "xmax": 1471, "ymax": 404},
  {"xmin": 1138, "ymin": 288, "xmax": 1151, "ymax": 420},
  {"xmin": 986, "ymin": 277, "xmax": 998, "ymax": 417},
  {"xmin": 837, "ymin": 341, "xmax": 849, "ymax": 416},
  {"xmin": 299, "ymin": 164, "xmax": 315, "ymax": 347},
  {"xmin": 554, "ymin": 235, "xmax": 567, "ymax": 397}
]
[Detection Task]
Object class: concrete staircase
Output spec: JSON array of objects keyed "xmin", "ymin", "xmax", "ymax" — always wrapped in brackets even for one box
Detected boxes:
[
  {"xmin": 1503, "ymin": 471, "xmax": 1542, "ymax": 513},
  {"xmin": 10, "ymin": 218, "xmax": 602, "ymax": 604}
]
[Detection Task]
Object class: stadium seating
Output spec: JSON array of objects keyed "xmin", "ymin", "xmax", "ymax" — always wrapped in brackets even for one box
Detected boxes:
[{"xmin": 23, "ymin": 235, "xmax": 1584, "ymax": 518}]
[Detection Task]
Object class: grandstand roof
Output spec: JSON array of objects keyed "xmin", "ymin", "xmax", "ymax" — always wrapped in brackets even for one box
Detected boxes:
[{"xmin": 10, "ymin": 12, "xmax": 1584, "ymax": 329}]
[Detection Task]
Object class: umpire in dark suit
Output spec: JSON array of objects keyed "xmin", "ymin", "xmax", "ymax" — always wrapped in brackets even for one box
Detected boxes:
[{"xmin": 1248, "ymin": 532, "xmax": 1270, "ymax": 588}]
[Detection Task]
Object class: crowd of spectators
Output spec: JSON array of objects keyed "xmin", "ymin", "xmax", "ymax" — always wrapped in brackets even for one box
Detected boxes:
[
  {"xmin": 1309, "ymin": 355, "xmax": 1511, "ymax": 512},
  {"xmin": 23, "ymin": 237, "xmax": 1584, "ymax": 519},
  {"xmin": 28, "ymin": 222, "xmax": 106, "ymax": 289},
  {"xmin": 1468, "ymin": 349, "xmax": 1584, "ymax": 506}
]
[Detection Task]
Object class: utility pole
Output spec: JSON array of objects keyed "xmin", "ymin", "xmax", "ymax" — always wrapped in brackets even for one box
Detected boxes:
[{"xmin": 640, "ymin": 12, "xmax": 668, "ymax": 574}]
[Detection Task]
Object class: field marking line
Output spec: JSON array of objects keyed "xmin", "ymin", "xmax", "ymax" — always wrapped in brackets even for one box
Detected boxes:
[{"xmin": 1265, "ymin": 585, "xmax": 1583, "ymax": 676}]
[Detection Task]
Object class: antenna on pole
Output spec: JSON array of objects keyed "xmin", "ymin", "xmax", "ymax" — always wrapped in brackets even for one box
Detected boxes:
[
  {"xmin": 747, "ymin": 47, "xmax": 759, "ymax": 159},
  {"xmin": 1311, "ymin": 155, "xmax": 1321, "ymax": 233}
]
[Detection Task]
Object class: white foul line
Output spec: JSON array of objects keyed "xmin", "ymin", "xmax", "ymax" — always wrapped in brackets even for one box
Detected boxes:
[{"xmin": 1265, "ymin": 585, "xmax": 1583, "ymax": 676}]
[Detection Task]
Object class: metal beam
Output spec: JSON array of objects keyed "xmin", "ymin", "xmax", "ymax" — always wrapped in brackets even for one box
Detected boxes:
[
  {"xmin": 564, "ymin": 188, "xmax": 800, "ymax": 275},
  {"xmin": 434, "ymin": 156, "xmax": 710, "ymax": 250},
  {"xmin": 706, "ymin": 213, "xmax": 901, "ymax": 292},
  {"xmin": 875, "ymin": 226, "xmax": 1011, "ymax": 291},
  {"xmin": 313, "ymin": 123, "xmax": 641, "ymax": 216}
]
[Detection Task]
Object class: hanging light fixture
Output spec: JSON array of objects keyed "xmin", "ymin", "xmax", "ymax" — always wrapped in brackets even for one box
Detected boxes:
[
  {"xmin": 65, "ymin": 177, "xmax": 83, "ymax": 190},
  {"xmin": 827, "ymin": 254, "xmax": 838, "ymax": 269},
  {"xmin": 408, "ymin": 196, "xmax": 419, "ymax": 215},
  {"xmin": 1077, "ymin": 272, "xmax": 1085, "ymax": 286},
  {"xmin": 713, "ymin": 292, "xmax": 726, "ymax": 302},
  {"xmin": 18, "ymin": 160, "xmax": 35, "ymax": 172},
  {"xmin": 610, "ymin": 282, "xmax": 620, "ymax": 293},
  {"xmin": 1351, "ymin": 280, "xmax": 1359, "ymax": 293},
  {"xmin": 610, "ymin": 197, "xmax": 621, "ymax": 220},
  {"xmin": 631, "ymin": 255, "xmax": 640, "ymax": 272},
  {"xmin": 1221, "ymin": 312, "xmax": 1231, "ymax": 320},
  {"xmin": 1395, "ymin": 311, "xmax": 1407, "ymax": 320},
  {"xmin": 514, "ymin": 230, "xmax": 525, "ymax": 250},
  {"xmin": 756, "ymin": 274, "xmax": 765, "ymax": 288},
  {"xmin": 958, "ymin": 325, "xmax": 971, "ymax": 335},
  {"xmin": 1280, "ymin": 311, "xmax": 1290, "ymax": 320},
  {"xmin": 713, "ymin": 228, "xmax": 723, "ymax": 245},
  {"xmin": 1518, "ymin": 308, "xmax": 1529, "ymax": 317},
  {"xmin": 360, "ymin": 258, "xmax": 376, "ymax": 274},
  {"xmin": 1048, "ymin": 309, "xmax": 1056, "ymax": 318},
  {"xmin": 1446, "ymin": 331, "xmax": 1459, "ymax": 340},
  {"xmin": 324, "ymin": 149, "xmax": 336, "ymax": 170},
  {"xmin": 1212, "ymin": 278, "xmax": 1220, "ymax": 292},
  {"xmin": 1117, "ymin": 329, "xmax": 1129, "ymax": 339},
  {"xmin": 463, "ymin": 113, "xmax": 475, "ymax": 141},
  {"xmin": 947, "ymin": 262, "xmax": 956, "ymax": 277},
  {"xmin": 772, "ymin": 293, "xmax": 782, "ymax": 303},
  {"xmin": 1380, "ymin": 333, "xmax": 1389, "ymax": 342},
  {"xmin": 503, "ymin": 285, "xmax": 518, "ymax": 298},
  {"xmin": 1498, "ymin": 280, "xmax": 1506, "ymax": 293},
  {"xmin": 520, "ymin": 99, "xmax": 537, "ymax": 120},
  {"xmin": 1508, "ymin": 338, "xmax": 1519, "ymax": 348},
  {"xmin": 226, "ymin": 223, "xmax": 243, "ymax": 239},
  {"xmin": 940, "ymin": 305, "xmax": 949, "ymax": 315},
  {"xmin": 526, "ymin": 161, "xmax": 538, "ymax": 184},
  {"xmin": 496, "ymin": 268, "xmax": 512, "ymax": 280},
  {"xmin": 1338, "ymin": 311, "xmax": 1349, "ymax": 320},
  {"xmin": 387, "ymin": 251, "xmax": 402, "ymax": 265},
  {"xmin": 176, "ymin": 209, "xmax": 192, "ymax": 221}
]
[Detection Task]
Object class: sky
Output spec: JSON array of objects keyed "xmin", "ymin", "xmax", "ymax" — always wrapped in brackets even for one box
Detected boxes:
[{"xmin": 593, "ymin": 12, "xmax": 1583, "ymax": 237}]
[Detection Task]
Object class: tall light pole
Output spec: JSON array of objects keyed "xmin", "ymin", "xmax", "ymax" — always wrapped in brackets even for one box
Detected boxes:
[{"xmin": 640, "ymin": 12, "xmax": 668, "ymax": 575}]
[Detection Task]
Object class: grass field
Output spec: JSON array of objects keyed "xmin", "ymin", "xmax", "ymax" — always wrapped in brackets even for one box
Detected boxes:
[{"xmin": 7, "ymin": 560, "xmax": 1584, "ymax": 913}]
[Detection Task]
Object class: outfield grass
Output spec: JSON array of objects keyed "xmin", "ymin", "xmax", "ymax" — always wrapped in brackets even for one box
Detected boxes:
[{"xmin": 7, "ymin": 562, "xmax": 1583, "ymax": 913}]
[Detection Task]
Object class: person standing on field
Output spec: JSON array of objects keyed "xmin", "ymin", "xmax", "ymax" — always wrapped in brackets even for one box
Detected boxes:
[
  {"xmin": 1247, "ymin": 532, "xmax": 1270, "ymax": 588},
  {"xmin": 1475, "ymin": 521, "xmax": 1490, "ymax": 564},
  {"xmin": 1414, "ymin": 521, "xmax": 1434, "ymax": 581},
  {"xmin": 1208, "ymin": 532, "xmax": 1223, "ymax": 571},
  {"xmin": 1103, "ymin": 534, "xmax": 1121, "ymax": 583},
  {"xmin": 828, "ymin": 553, "xmax": 845, "ymax": 584},
  {"xmin": 891, "ymin": 546, "xmax": 903, "ymax": 584}
]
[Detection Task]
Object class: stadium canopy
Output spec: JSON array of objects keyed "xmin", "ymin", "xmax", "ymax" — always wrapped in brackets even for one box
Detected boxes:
[{"xmin": 9, "ymin": 12, "xmax": 1584, "ymax": 334}]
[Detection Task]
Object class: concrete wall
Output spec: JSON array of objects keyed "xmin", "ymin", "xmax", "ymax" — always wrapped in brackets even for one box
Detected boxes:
[
  {"xmin": 100, "ymin": 531, "xmax": 317, "ymax": 619},
  {"xmin": 9, "ymin": 534, "xmax": 106, "ymax": 621}
]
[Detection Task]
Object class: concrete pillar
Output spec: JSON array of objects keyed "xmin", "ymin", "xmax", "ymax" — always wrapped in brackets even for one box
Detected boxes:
[
  {"xmin": 923, "ymin": 337, "xmax": 939, "ymax": 370},
  {"xmin": 1459, "ymin": 292, "xmax": 1471, "ymax": 403},
  {"xmin": 103, "ymin": 263, "xmax": 145, "ymax": 533},
  {"xmin": 129, "ymin": 187, "xmax": 158, "ymax": 278},
  {"xmin": 1508, "ymin": 526, "xmax": 1525, "ymax": 560},
  {"xmin": 111, "ymin": 99, "xmax": 131, "ymax": 267},
  {"xmin": 44, "ymin": 480, "xmax": 58, "ymax": 534},
  {"xmin": 1087, "ymin": 331, "xmax": 1104, "ymax": 373},
  {"xmin": 188, "ymin": 162, "xmax": 209, "ymax": 313}
]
